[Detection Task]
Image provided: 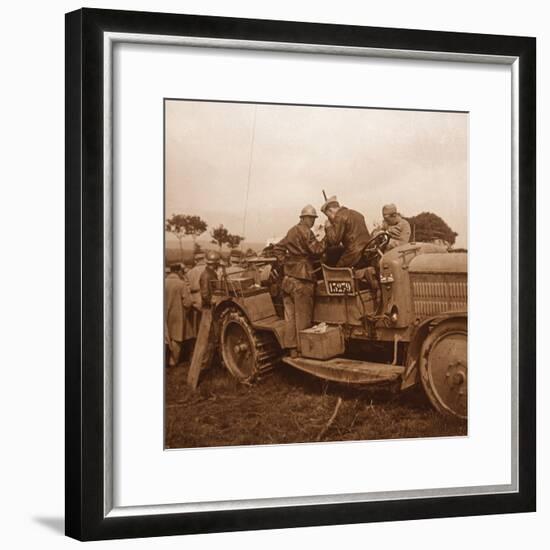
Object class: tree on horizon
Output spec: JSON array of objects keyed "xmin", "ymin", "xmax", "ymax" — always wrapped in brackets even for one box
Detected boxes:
[
  {"xmin": 165, "ymin": 214, "xmax": 208, "ymax": 261},
  {"xmin": 210, "ymin": 224, "xmax": 230, "ymax": 250},
  {"xmin": 210, "ymin": 224, "xmax": 246, "ymax": 251},
  {"xmin": 404, "ymin": 211, "xmax": 458, "ymax": 247},
  {"xmin": 227, "ymin": 234, "xmax": 244, "ymax": 250}
]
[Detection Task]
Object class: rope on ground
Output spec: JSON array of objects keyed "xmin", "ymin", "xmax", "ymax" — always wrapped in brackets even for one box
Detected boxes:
[{"xmin": 316, "ymin": 397, "xmax": 343, "ymax": 442}]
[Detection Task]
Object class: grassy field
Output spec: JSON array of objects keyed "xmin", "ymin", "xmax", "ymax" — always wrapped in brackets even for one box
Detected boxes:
[{"xmin": 165, "ymin": 355, "xmax": 467, "ymax": 449}]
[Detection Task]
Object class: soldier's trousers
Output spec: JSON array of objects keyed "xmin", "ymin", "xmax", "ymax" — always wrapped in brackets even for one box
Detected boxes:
[
  {"xmin": 281, "ymin": 276, "xmax": 314, "ymax": 352},
  {"xmin": 165, "ymin": 340, "xmax": 182, "ymax": 367}
]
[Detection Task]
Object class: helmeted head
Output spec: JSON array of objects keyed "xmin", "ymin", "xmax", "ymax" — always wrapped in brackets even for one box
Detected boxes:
[
  {"xmin": 205, "ymin": 250, "xmax": 221, "ymax": 266},
  {"xmin": 382, "ymin": 203, "xmax": 400, "ymax": 226},
  {"xmin": 320, "ymin": 195, "xmax": 340, "ymax": 222},
  {"xmin": 194, "ymin": 251, "xmax": 206, "ymax": 264},
  {"xmin": 299, "ymin": 204, "xmax": 318, "ymax": 228}
]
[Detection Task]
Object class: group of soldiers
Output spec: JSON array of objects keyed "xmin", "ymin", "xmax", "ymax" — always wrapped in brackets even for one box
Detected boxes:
[
  {"xmin": 164, "ymin": 249, "xmax": 222, "ymax": 368},
  {"xmin": 165, "ymin": 198, "xmax": 411, "ymax": 374},
  {"xmin": 166, "ymin": 245, "xmax": 263, "ymax": 379},
  {"xmin": 273, "ymin": 197, "xmax": 410, "ymax": 357}
]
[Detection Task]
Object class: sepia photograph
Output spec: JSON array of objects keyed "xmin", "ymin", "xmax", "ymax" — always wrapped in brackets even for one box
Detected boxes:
[{"xmin": 164, "ymin": 98, "xmax": 468, "ymax": 449}]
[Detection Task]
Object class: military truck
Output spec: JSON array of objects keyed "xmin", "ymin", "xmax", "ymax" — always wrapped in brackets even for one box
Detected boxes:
[{"xmin": 210, "ymin": 232, "xmax": 467, "ymax": 419}]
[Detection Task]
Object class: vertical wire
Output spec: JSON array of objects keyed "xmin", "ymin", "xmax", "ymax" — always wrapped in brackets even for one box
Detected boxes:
[{"xmin": 241, "ymin": 104, "xmax": 258, "ymax": 251}]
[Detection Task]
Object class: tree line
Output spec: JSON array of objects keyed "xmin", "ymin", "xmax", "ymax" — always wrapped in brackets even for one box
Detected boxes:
[
  {"xmin": 165, "ymin": 214, "xmax": 244, "ymax": 261},
  {"xmin": 166, "ymin": 210, "xmax": 461, "ymax": 262}
]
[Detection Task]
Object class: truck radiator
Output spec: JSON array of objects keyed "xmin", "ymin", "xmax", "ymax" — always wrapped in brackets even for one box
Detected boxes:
[{"xmin": 410, "ymin": 273, "xmax": 467, "ymax": 316}]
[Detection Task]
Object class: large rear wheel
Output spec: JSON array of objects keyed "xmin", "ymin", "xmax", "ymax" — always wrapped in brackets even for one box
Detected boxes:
[
  {"xmin": 219, "ymin": 308, "xmax": 281, "ymax": 383},
  {"xmin": 419, "ymin": 319, "xmax": 467, "ymax": 419}
]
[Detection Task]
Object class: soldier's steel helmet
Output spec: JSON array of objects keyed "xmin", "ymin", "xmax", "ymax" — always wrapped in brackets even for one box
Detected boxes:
[
  {"xmin": 300, "ymin": 204, "xmax": 318, "ymax": 218},
  {"xmin": 206, "ymin": 250, "xmax": 221, "ymax": 264},
  {"xmin": 320, "ymin": 195, "xmax": 339, "ymax": 214}
]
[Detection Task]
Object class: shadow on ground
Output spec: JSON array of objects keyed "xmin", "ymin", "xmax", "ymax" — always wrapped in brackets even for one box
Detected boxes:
[{"xmin": 33, "ymin": 517, "xmax": 65, "ymax": 535}]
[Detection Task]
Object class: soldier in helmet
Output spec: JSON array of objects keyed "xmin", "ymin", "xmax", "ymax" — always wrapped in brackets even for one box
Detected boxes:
[
  {"xmin": 200, "ymin": 250, "xmax": 220, "ymax": 308},
  {"xmin": 320, "ymin": 195, "xmax": 371, "ymax": 268},
  {"xmin": 188, "ymin": 250, "xmax": 221, "ymax": 389},
  {"xmin": 187, "ymin": 251, "xmax": 207, "ymax": 310},
  {"xmin": 379, "ymin": 203, "xmax": 411, "ymax": 250},
  {"xmin": 273, "ymin": 205, "xmax": 326, "ymax": 357}
]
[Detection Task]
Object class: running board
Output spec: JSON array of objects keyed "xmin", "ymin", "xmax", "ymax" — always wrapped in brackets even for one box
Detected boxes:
[{"xmin": 282, "ymin": 356, "xmax": 405, "ymax": 384}]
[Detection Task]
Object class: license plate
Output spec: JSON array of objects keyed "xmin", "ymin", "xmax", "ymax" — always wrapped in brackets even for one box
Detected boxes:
[{"xmin": 327, "ymin": 281, "xmax": 353, "ymax": 294}]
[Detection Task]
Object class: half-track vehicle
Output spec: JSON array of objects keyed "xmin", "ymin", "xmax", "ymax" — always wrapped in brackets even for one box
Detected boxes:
[{"xmin": 210, "ymin": 233, "xmax": 467, "ymax": 418}]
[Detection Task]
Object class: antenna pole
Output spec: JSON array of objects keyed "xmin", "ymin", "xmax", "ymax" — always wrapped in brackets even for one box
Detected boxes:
[{"xmin": 241, "ymin": 105, "xmax": 258, "ymax": 250}]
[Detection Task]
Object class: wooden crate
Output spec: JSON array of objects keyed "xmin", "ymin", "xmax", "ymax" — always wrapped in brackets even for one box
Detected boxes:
[{"xmin": 299, "ymin": 325, "xmax": 345, "ymax": 360}]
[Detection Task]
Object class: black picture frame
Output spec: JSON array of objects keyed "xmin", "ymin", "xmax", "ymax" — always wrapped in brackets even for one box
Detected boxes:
[{"xmin": 65, "ymin": 7, "xmax": 536, "ymax": 541}]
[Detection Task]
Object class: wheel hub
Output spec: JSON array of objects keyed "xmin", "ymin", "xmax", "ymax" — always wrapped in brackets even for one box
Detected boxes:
[
  {"xmin": 233, "ymin": 342, "xmax": 249, "ymax": 354},
  {"xmin": 430, "ymin": 335, "xmax": 467, "ymax": 416},
  {"xmin": 446, "ymin": 362, "xmax": 466, "ymax": 385},
  {"xmin": 224, "ymin": 320, "xmax": 256, "ymax": 378},
  {"xmin": 420, "ymin": 323, "xmax": 468, "ymax": 419}
]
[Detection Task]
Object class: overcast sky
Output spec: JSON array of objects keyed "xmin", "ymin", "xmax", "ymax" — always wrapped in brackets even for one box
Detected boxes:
[{"xmin": 165, "ymin": 100, "xmax": 468, "ymax": 248}]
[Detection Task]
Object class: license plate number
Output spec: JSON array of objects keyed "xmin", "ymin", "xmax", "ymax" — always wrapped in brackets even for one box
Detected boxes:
[{"xmin": 327, "ymin": 281, "xmax": 352, "ymax": 294}]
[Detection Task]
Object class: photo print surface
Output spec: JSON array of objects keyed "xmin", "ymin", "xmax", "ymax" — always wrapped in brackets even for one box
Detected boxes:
[{"xmin": 164, "ymin": 99, "xmax": 468, "ymax": 449}]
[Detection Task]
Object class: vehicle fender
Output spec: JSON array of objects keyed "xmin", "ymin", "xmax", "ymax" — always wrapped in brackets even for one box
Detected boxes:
[
  {"xmin": 401, "ymin": 312, "xmax": 467, "ymax": 390},
  {"xmin": 212, "ymin": 298, "xmax": 246, "ymax": 321},
  {"xmin": 213, "ymin": 296, "xmax": 286, "ymax": 347}
]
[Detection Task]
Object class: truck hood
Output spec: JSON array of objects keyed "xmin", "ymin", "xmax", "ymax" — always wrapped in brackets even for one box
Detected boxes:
[{"xmin": 409, "ymin": 252, "xmax": 467, "ymax": 273}]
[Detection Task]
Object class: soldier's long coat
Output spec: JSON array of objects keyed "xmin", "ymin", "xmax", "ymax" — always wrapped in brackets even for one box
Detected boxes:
[
  {"xmin": 187, "ymin": 263, "xmax": 206, "ymax": 308},
  {"xmin": 165, "ymin": 273, "xmax": 193, "ymax": 342}
]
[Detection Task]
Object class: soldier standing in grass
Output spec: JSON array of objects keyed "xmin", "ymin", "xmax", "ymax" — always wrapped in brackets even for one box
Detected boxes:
[
  {"xmin": 187, "ymin": 251, "xmax": 207, "ymax": 310},
  {"xmin": 179, "ymin": 259, "xmax": 199, "ymax": 354},
  {"xmin": 199, "ymin": 250, "xmax": 220, "ymax": 309},
  {"xmin": 273, "ymin": 205, "xmax": 326, "ymax": 358},
  {"xmin": 165, "ymin": 263, "xmax": 193, "ymax": 367},
  {"xmin": 185, "ymin": 251, "xmax": 206, "ymax": 341},
  {"xmin": 188, "ymin": 250, "xmax": 221, "ymax": 388}
]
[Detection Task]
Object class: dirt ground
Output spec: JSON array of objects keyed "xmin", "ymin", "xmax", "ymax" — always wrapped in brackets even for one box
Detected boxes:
[{"xmin": 165, "ymin": 356, "xmax": 467, "ymax": 449}]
